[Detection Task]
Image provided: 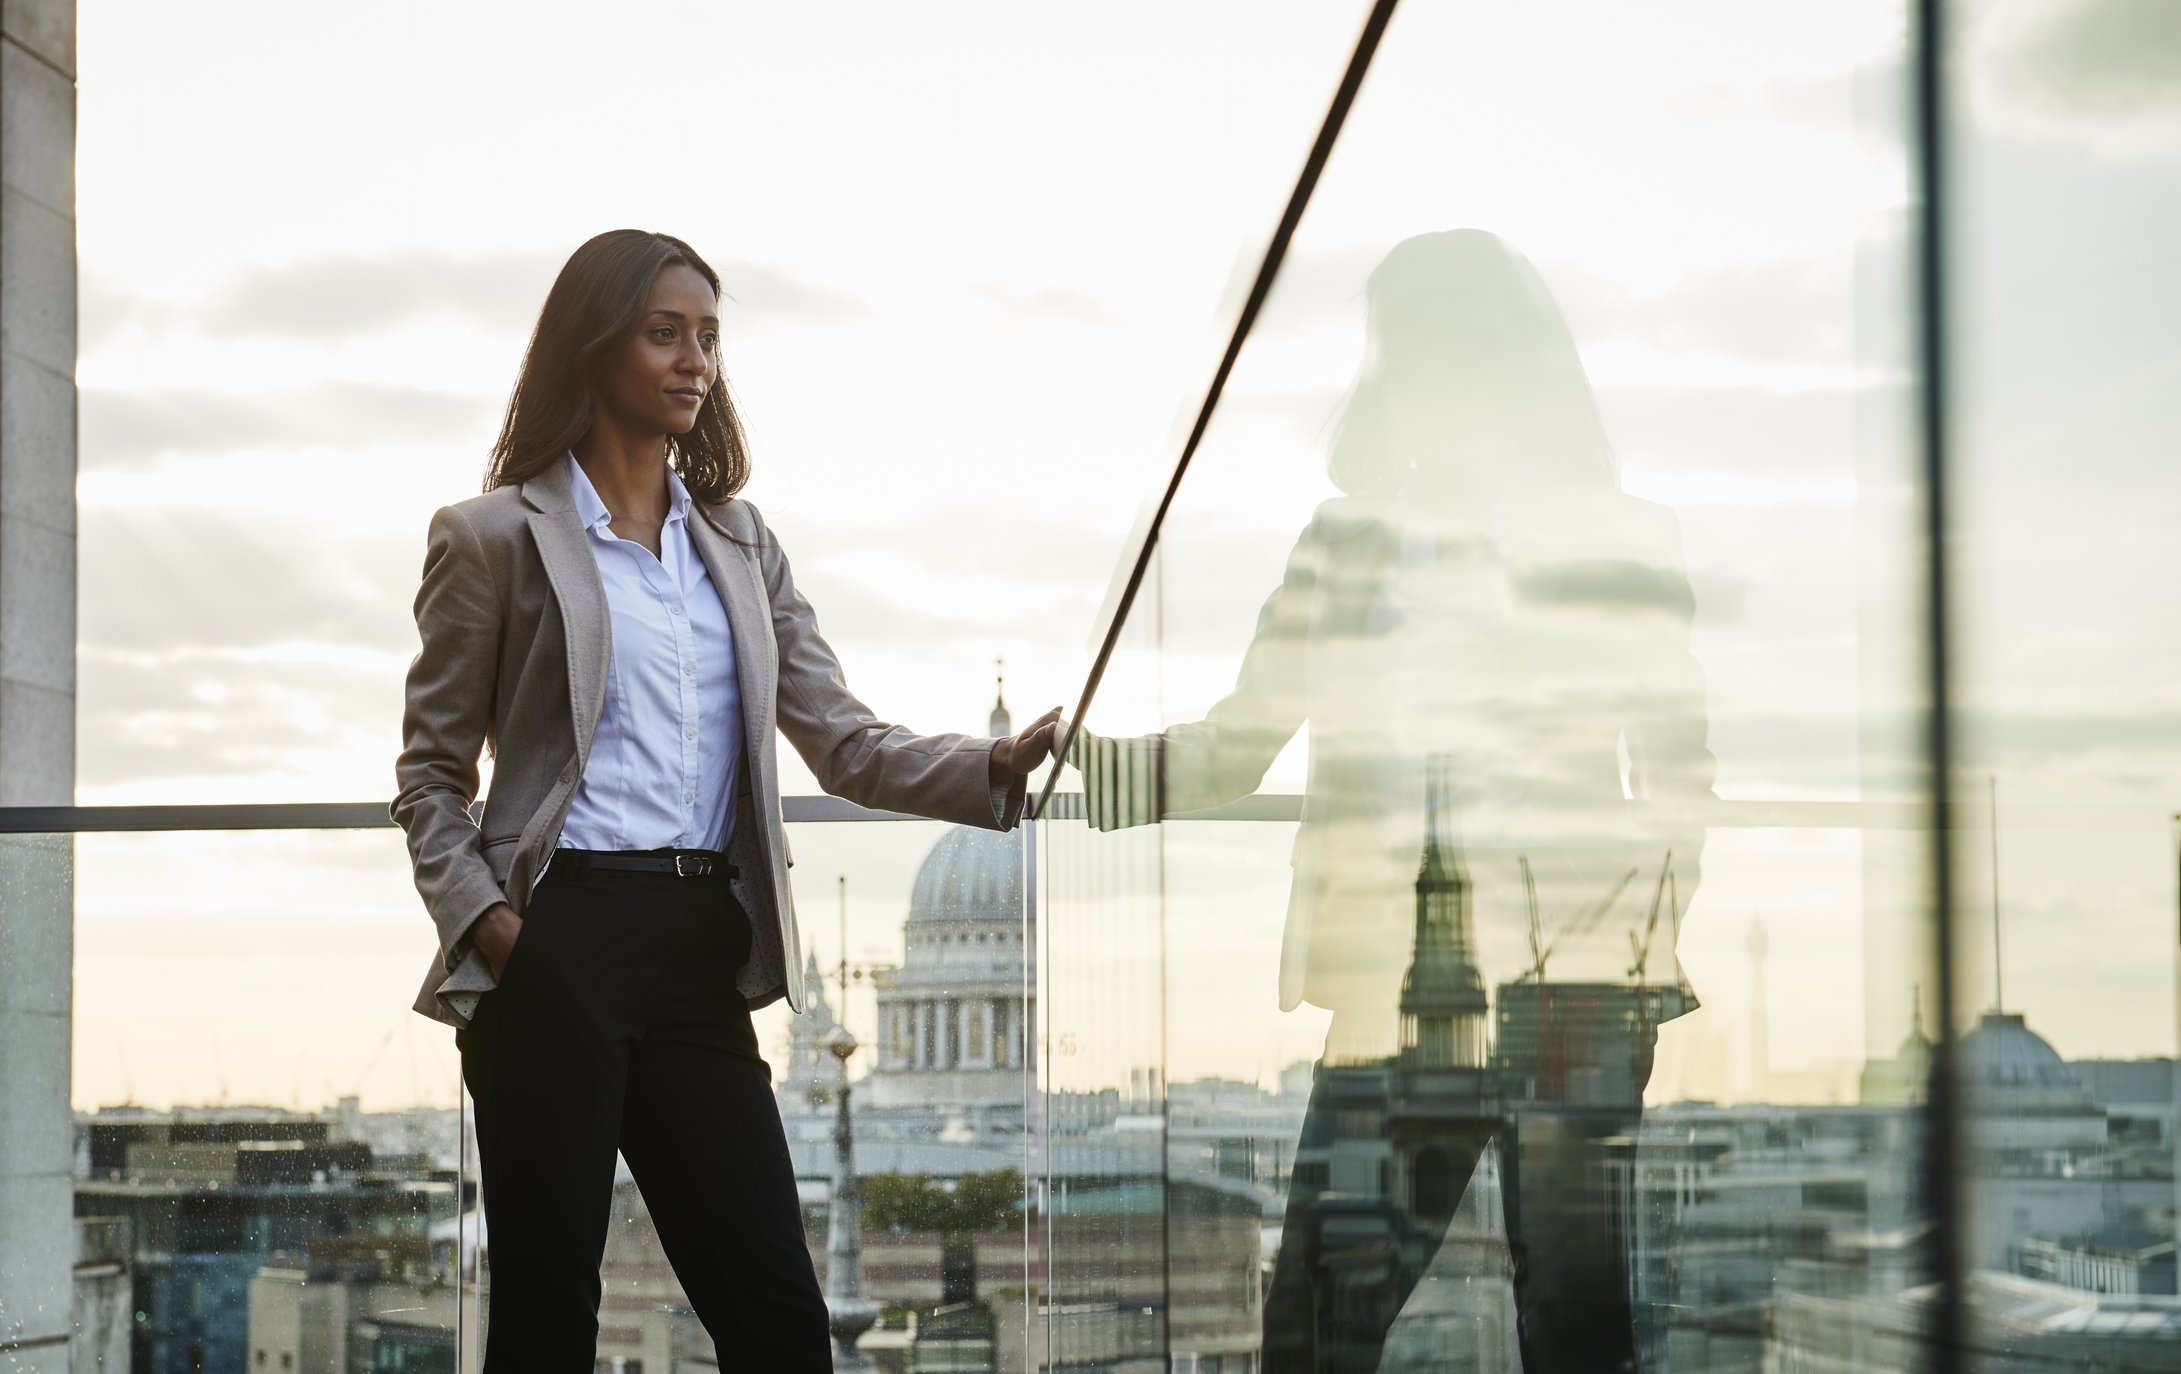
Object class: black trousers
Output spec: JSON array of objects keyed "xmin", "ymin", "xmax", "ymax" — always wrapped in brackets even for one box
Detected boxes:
[{"xmin": 456, "ymin": 860, "xmax": 829, "ymax": 1371}]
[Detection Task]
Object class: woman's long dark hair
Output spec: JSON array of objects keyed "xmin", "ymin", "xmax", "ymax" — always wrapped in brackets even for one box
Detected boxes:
[{"xmin": 485, "ymin": 230, "xmax": 751, "ymax": 504}]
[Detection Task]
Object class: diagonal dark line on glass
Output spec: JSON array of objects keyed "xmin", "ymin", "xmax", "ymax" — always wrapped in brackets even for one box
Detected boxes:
[{"xmin": 1031, "ymin": 0, "xmax": 1401, "ymax": 822}]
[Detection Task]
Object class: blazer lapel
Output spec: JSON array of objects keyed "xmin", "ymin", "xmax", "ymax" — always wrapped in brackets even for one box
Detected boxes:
[
  {"xmin": 689, "ymin": 501, "xmax": 778, "ymax": 805},
  {"xmin": 520, "ymin": 460, "xmax": 611, "ymax": 767}
]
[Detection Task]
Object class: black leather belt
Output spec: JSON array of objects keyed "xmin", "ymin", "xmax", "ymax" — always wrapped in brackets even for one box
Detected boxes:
[{"xmin": 553, "ymin": 848, "xmax": 738, "ymax": 880}]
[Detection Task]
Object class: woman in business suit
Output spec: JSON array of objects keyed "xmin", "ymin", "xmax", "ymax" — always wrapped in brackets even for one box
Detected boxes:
[{"xmin": 391, "ymin": 229, "xmax": 1061, "ymax": 1370}]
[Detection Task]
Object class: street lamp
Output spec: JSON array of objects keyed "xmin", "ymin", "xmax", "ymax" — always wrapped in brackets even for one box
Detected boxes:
[{"xmin": 824, "ymin": 1022, "xmax": 879, "ymax": 1370}]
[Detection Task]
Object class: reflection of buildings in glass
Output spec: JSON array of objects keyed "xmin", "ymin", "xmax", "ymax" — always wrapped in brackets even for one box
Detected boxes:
[
  {"xmin": 1375, "ymin": 1143, "xmax": 1520, "ymax": 1374},
  {"xmin": 1274, "ymin": 781, "xmax": 1520, "ymax": 1370},
  {"xmin": 1773, "ymin": 1272, "xmax": 2181, "ymax": 1374},
  {"xmin": 1613, "ymin": 1005, "xmax": 2181, "ymax": 1372},
  {"xmin": 1954, "ymin": 1010, "xmax": 2165, "ymax": 1278},
  {"xmin": 1858, "ymin": 991, "xmax": 1935, "ymax": 1107},
  {"xmin": 1494, "ymin": 850, "xmax": 1688, "ymax": 1114},
  {"xmin": 1492, "ymin": 982, "xmax": 1684, "ymax": 1113},
  {"xmin": 71, "ymin": 1102, "xmax": 460, "ymax": 1374},
  {"xmin": 248, "ymin": 1235, "xmax": 458, "ymax": 1373},
  {"xmin": 1616, "ymin": 1100, "xmax": 1930, "ymax": 1371},
  {"xmin": 1385, "ymin": 772, "xmax": 1496, "ymax": 1224},
  {"xmin": 1271, "ymin": 772, "xmax": 1697, "ymax": 1370}
]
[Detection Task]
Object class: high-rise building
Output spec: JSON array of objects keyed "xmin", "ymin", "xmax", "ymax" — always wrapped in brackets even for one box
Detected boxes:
[{"xmin": 74, "ymin": 1107, "xmax": 456, "ymax": 1374}]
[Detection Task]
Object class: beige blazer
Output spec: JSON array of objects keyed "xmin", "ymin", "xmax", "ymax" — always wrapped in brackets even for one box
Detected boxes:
[{"xmin": 393, "ymin": 457, "xmax": 1022, "ymax": 1028}]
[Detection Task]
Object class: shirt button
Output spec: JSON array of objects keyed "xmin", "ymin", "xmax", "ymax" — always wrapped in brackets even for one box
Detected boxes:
[
  {"xmin": 670, "ymin": 604, "xmax": 683, "ymax": 615},
  {"xmin": 683, "ymin": 663, "xmax": 696, "ymax": 676},
  {"xmin": 683, "ymin": 791, "xmax": 695, "ymax": 805},
  {"xmin": 685, "ymin": 728, "xmax": 698, "ymax": 741}
]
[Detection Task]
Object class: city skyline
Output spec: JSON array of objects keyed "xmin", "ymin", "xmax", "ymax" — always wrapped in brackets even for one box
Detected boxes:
[{"xmin": 54, "ymin": 0, "xmax": 2181, "ymax": 1112}]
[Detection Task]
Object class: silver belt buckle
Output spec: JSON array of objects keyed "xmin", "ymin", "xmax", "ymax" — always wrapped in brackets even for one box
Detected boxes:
[{"xmin": 675, "ymin": 853, "xmax": 708, "ymax": 878}]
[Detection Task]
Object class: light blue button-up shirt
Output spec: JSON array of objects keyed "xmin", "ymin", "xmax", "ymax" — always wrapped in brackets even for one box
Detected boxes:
[{"xmin": 558, "ymin": 453, "xmax": 743, "ymax": 853}]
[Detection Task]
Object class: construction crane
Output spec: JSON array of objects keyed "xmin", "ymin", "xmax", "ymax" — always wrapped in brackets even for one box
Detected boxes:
[
  {"xmin": 1626, "ymin": 851, "xmax": 1675, "ymax": 987},
  {"xmin": 1628, "ymin": 852, "xmax": 1679, "ymax": 1045},
  {"xmin": 1520, "ymin": 856, "xmax": 1545, "ymax": 984},
  {"xmin": 1509, "ymin": 857, "xmax": 1637, "ymax": 1104},
  {"xmin": 1510, "ymin": 862, "xmax": 1641, "ymax": 984}
]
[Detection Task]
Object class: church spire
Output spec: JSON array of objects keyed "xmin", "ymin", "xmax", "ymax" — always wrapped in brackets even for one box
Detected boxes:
[
  {"xmin": 989, "ymin": 657, "xmax": 1012, "ymax": 737},
  {"xmin": 1400, "ymin": 756, "xmax": 1490, "ymax": 1069},
  {"xmin": 1904, "ymin": 982, "xmax": 1931, "ymax": 1052}
]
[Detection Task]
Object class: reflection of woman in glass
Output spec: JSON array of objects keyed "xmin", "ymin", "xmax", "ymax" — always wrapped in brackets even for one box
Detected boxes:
[
  {"xmin": 1085, "ymin": 230, "xmax": 1714, "ymax": 1371},
  {"xmin": 391, "ymin": 230, "xmax": 1059, "ymax": 1370}
]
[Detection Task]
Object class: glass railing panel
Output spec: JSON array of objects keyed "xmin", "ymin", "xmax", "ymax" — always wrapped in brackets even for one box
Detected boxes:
[
  {"xmin": 1947, "ymin": 5, "xmax": 2181, "ymax": 1367},
  {"xmin": 31, "ymin": 814, "xmax": 1034, "ymax": 1371},
  {"xmin": 60, "ymin": 828, "xmax": 463, "ymax": 1373},
  {"xmin": 1039, "ymin": 548, "xmax": 1174, "ymax": 1370},
  {"xmin": 1045, "ymin": 3, "xmax": 1936, "ymax": 1371},
  {"xmin": 766, "ymin": 818, "xmax": 1036, "ymax": 1370}
]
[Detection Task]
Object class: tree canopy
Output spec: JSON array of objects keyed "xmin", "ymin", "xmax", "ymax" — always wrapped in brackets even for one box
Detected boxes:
[{"xmin": 859, "ymin": 1168, "xmax": 1023, "ymax": 1233}]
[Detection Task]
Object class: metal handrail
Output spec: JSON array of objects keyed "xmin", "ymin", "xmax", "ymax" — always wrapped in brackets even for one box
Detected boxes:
[
  {"xmin": 0, "ymin": 795, "xmax": 974, "ymax": 834},
  {"xmin": 2, "ymin": 794, "xmax": 2167, "ymax": 835}
]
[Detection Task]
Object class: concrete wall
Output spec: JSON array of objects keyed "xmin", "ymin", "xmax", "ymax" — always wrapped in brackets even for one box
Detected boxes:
[{"xmin": 0, "ymin": 0, "xmax": 74, "ymax": 1367}]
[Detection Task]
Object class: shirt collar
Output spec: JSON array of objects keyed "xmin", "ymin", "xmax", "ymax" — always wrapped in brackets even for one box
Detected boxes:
[{"xmin": 565, "ymin": 452, "xmax": 695, "ymax": 534}]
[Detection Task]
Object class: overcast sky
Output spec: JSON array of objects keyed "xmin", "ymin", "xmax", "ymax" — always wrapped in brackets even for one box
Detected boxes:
[{"xmin": 64, "ymin": 0, "xmax": 2181, "ymax": 1113}]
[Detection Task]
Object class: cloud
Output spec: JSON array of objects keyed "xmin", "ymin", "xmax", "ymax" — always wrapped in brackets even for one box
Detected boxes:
[
  {"xmin": 1253, "ymin": 244, "xmax": 1387, "ymax": 336},
  {"xmin": 71, "ymin": 493, "xmax": 1108, "ymax": 799},
  {"xmin": 81, "ymin": 250, "xmax": 558, "ymax": 350},
  {"xmin": 76, "ymin": 643, "xmax": 407, "ymax": 796},
  {"xmin": 1760, "ymin": 59, "xmax": 1906, "ymax": 139},
  {"xmin": 1595, "ymin": 384, "xmax": 1864, "ymax": 477},
  {"xmin": 1516, "ymin": 559, "xmax": 1699, "ymax": 620},
  {"xmin": 1963, "ymin": 707, "xmax": 2181, "ymax": 767},
  {"xmin": 969, "ymin": 283, "xmax": 1122, "ymax": 327},
  {"xmin": 1972, "ymin": 0, "xmax": 2181, "ymax": 154},
  {"xmin": 1990, "ymin": 0, "xmax": 2181, "ymax": 125},
  {"xmin": 83, "ymin": 383, "xmax": 499, "ymax": 470},
  {"xmin": 715, "ymin": 261, "xmax": 870, "ymax": 324},
  {"xmin": 82, "ymin": 247, "xmax": 867, "ymax": 351},
  {"xmin": 1251, "ymin": 244, "xmax": 1864, "ymax": 376},
  {"xmin": 1552, "ymin": 257, "xmax": 1861, "ymax": 371}
]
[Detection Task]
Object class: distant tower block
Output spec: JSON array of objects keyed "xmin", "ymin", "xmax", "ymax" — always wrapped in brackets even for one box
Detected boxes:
[
  {"xmin": 1399, "ymin": 760, "xmax": 1491, "ymax": 1069},
  {"xmin": 1748, "ymin": 917, "xmax": 1771, "ymax": 1100}
]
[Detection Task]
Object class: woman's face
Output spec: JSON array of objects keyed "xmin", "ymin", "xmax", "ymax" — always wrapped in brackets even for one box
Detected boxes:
[{"xmin": 597, "ymin": 263, "xmax": 720, "ymax": 438}]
